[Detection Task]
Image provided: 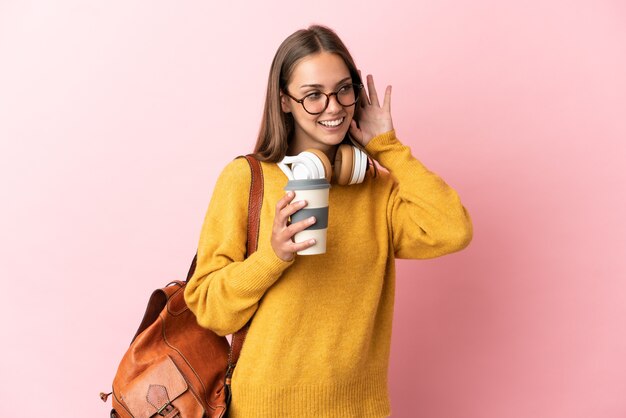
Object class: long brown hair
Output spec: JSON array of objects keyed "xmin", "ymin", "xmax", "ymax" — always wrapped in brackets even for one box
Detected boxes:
[{"xmin": 253, "ymin": 25, "xmax": 362, "ymax": 162}]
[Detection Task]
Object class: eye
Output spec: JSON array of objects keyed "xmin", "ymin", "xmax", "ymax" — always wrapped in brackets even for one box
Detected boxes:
[
  {"xmin": 337, "ymin": 84, "xmax": 353, "ymax": 95},
  {"xmin": 305, "ymin": 91, "xmax": 324, "ymax": 101}
]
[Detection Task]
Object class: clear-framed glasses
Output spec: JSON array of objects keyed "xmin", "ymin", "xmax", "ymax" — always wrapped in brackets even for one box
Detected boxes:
[{"xmin": 283, "ymin": 83, "xmax": 363, "ymax": 115}]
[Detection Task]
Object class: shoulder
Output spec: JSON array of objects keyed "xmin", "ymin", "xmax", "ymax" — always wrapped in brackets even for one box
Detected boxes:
[
  {"xmin": 202, "ymin": 157, "xmax": 259, "ymax": 230},
  {"xmin": 367, "ymin": 163, "xmax": 395, "ymax": 189},
  {"xmin": 207, "ymin": 157, "xmax": 257, "ymax": 212},
  {"xmin": 215, "ymin": 157, "xmax": 253, "ymax": 190}
]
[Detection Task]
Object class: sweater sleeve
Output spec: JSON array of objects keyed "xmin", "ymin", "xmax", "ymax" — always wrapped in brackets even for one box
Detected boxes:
[
  {"xmin": 365, "ymin": 131, "xmax": 473, "ymax": 259},
  {"xmin": 184, "ymin": 158, "xmax": 293, "ymax": 335}
]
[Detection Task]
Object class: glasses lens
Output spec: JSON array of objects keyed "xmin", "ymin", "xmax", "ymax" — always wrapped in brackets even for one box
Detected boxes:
[
  {"xmin": 336, "ymin": 84, "xmax": 358, "ymax": 106},
  {"xmin": 302, "ymin": 94, "xmax": 327, "ymax": 114}
]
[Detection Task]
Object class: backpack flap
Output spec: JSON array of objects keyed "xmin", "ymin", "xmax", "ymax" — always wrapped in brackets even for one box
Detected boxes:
[{"xmin": 120, "ymin": 356, "xmax": 192, "ymax": 418}]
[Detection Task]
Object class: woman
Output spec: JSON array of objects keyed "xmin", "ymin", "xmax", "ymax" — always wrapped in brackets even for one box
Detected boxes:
[{"xmin": 185, "ymin": 25, "xmax": 472, "ymax": 417}]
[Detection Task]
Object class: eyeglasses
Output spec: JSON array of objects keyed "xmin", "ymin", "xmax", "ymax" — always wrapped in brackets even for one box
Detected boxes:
[{"xmin": 283, "ymin": 83, "xmax": 363, "ymax": 115}]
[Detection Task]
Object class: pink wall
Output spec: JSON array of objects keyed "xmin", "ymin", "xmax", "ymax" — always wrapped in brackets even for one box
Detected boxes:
[{"xmin": 1, "ymin": 1, "xmax": 625, "ymax": 417}]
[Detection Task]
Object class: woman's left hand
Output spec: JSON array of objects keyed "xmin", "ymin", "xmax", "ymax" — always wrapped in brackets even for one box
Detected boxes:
[{"xmin": 349, "ymin": 73, "xmax": 394, "ymax": 146}]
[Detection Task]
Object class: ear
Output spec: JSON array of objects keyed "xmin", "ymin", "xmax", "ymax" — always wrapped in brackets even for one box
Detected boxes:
[{"xmin": 280, "ymin": 92, "xmax": 291, "ymax": 113}]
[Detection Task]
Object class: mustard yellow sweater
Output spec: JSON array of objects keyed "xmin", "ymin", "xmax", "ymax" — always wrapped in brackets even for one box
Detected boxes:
[{"xmin": 185, "ymin": 131, "xmax": 472, "ymax": 417}]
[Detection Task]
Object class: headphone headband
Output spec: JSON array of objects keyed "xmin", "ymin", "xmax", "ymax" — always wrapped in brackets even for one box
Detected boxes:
[{"xmin": 279, "ymin": 145, "xmax": 369, "ymax": 185}]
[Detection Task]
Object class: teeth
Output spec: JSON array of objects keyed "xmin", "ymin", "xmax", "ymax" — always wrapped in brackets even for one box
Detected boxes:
[{"xmin": 319, "ymin": 118, "xmax": 344, "ymax": 127}]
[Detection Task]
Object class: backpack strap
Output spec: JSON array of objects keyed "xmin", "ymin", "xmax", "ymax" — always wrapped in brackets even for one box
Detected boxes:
[
  {"xmin": 227, "ymin": 155, "xmax": 263, "ymax": 381},
  {"xmin": 244, "ymin": 155, "xmax": 264, "ymax": 257}
]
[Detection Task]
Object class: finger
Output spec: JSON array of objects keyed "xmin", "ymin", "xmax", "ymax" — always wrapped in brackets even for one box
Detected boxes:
[
  {"xmin": 274, "ymin": 192, "xmax": 296, "ymax": 227},
  {"xmin": 280, "ymin": 199, "xmax": 307, "ymax": 221},
  {"xmin": 366, "ymin": 74, "xmax": 380, "ymax": 107},
  {"xmin": 290, "ymin": 238, "xmax": 316, "ymax": 253},
  {"xmin": 285, "ymin": 216, "xmax": 317, "ymax": 236},
  {"xmin": 383, "ymin": 85, "xmax": 392, "ymax": 112},
  {"xmin": 358, "ymin": 71, "xmax": 370, "ymax": 106},
  {"xmin": 276, "ymin": 191, "xmax": 295, "ymax": 212},
  {"xmin": 349, "ymin": 120, "xmax": 363, "ymax": 144}
]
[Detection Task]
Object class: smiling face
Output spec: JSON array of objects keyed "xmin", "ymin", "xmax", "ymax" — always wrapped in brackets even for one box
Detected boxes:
[{"xmin": 281, "ymin": 52, "xmax": 355, "ymax": 157}]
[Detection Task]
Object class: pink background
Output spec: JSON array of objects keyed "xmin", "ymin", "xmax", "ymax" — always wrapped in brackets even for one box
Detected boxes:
[{"xmin": 1, "ymin": 1, "xmax": 625, "ymax": 417}]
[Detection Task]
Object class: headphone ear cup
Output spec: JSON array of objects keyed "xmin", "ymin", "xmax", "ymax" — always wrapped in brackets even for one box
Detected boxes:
[
  {"xmin": 349, "ymin": 146, "xmax": 363, "ymax": 185},
  {"xmin": 354, "ymin": 147, "xmax": 368, "ymax": 184},
  {"xmin": 303, "ymin": 149, "xmax": 332, "ymax": 182},
  {"xmin": 334, "ymin": 144, "xmax": 354, "ymax": 186}
]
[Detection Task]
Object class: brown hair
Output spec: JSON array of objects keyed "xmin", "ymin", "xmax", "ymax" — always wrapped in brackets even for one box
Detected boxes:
[{"xmin": 253, "ymin": 25, "xmax": 362, "ymax": 162}]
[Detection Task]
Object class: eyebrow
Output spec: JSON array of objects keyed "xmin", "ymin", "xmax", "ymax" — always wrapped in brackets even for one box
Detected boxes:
[{"xmin": 299, "ymin": 76, "xmax": 352, "ymax": 90}]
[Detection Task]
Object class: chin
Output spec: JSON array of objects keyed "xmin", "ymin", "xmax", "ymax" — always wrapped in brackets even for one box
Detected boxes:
[{"xmin": 321, "ymin": 133, "xmax": 349, "ymax": 147}]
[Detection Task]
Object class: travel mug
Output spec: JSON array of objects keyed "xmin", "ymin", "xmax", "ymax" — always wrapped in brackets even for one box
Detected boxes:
[{"xmin": 284, "ymin": 179, "xmax": 330, "ymax": 255}]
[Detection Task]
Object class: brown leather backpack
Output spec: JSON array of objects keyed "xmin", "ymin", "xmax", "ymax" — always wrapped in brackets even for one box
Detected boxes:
[{"xmin": 101, "ymin": 155, "xmax": 263, "ymax": 418}]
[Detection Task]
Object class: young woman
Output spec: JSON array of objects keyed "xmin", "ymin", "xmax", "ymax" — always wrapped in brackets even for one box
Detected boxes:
[{"xmin": 185, "ymin": 25, "xmax": 472, "ymax": 417}]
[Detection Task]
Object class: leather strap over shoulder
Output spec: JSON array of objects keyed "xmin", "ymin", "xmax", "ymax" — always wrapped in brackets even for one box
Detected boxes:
[
  {"xmin": 244, "ymin": 155, "xmax": 263, "ymax": 257},
  {"xmin": 229, "ymin": 155, "xmax": 263, "ymax": 366}
]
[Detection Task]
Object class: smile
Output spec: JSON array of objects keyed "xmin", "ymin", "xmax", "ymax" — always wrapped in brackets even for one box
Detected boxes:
[{"xmin": 318, "ymin": 117, "xmax": 344, "ymax": 128}]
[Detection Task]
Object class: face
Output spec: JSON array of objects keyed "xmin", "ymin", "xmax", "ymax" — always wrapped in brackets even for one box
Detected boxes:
[{"xmin": 281, "ymin": 52, "xmax": 355, "ymax": 156}]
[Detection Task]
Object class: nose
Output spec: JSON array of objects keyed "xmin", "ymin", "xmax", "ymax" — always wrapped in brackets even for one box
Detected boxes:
[{"xmin": 325, "ymin": 93, "xmax": 343, "ymax": 113}]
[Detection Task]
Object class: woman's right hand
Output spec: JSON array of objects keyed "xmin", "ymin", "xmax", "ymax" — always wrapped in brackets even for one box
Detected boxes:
[{"xmin": 272, "ymin": 191, "xmax": 317, "ymax": 261}]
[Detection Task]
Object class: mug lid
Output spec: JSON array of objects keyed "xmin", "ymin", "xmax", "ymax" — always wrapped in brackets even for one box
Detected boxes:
[{"xmin": 284, "ymin": 179, "xmax": 331, "ymax": 191}]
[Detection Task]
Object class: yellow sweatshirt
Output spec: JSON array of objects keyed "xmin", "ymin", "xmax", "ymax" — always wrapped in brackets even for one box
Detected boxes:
[{"xmin": 185, "ymin": 131, "xmax": 472, "ymax": 417}]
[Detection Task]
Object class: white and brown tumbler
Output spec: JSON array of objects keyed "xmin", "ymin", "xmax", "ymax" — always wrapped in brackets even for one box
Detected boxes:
[{"xmin": 284, "ymin": 178, "xmax": 330, "ymax": 255}]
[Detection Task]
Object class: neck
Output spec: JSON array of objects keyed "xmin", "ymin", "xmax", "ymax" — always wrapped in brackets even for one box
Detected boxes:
[{"xmin": 287, "ymin": 143, "xmax": 338, "ymax": 162}]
